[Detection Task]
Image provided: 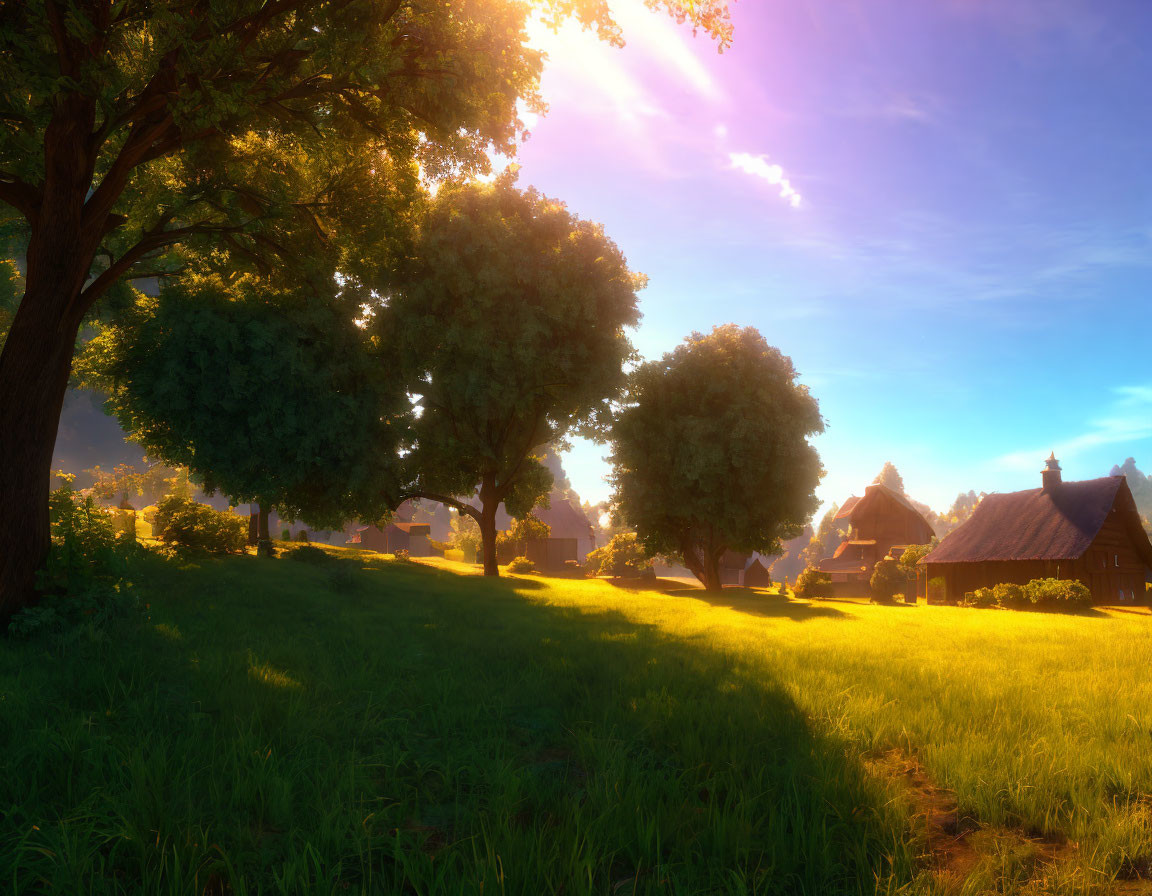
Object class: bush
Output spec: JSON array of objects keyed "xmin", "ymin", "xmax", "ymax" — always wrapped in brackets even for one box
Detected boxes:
[
  {"xmin": 793, "ymin": 567, "xmax": 832, "ymax": 599},
  {"xmin": 586, "ymin": 533, "xmax": 652, "ymax": 577},
  {"xmin": 507, "ymin": 556, "xmax": 535, "ymax": 573},
  {"xmin": 960, "ymin": 579, "xmax": 1090, "ymax": 612},
  {"xmin": 960, "ymin": 587, "xmax": 998, "ymax": 608},
  {"xmin": 295, "ymin": 530, "xmax": 310, "ymax": 543},
  {"xmin": 1022, "ymin": 577, "xmax": 1091, "ymax": 610},
  {"xmin": 497, "ymin": 515, "xmax": 551, "ymax": 556},
  {"xmin": 870, "ymin": 558, "xmax": 906, "ymax": 603},
  {"xmin": 992, "ymin": 582, "xmax": 1026, "ymax": 608},
  {"xmin": 393, "ymin": 549, "xmax": 412, "ymax": 562},
  {"xmin": 284, "ymin": 544, "xmax": 336, "ymax": 565},
  {"xmin": 776, "ymin": 580, "xmax": 788, "ymax": 596},
  {"xmin": 154, "ymin": 495, "xmax": 247, "ymax": 554},
  {"xmin": 9, "ymin": 474, "xmax": 139, "ymax": 638},
  {"xmin": 281, "ymin": 528, "xmax": 292, "ymax": 541}
]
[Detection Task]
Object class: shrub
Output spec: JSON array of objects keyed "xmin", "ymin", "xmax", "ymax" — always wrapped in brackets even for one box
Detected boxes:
[
  {"xmin": 285, "ymin": 544, "xmax": 336, "ymax": 565},
  {"xmin": 393, "ymin": 549, "xmax": 412, "ymax": 562},
  {"xmin": 776, "ymin": 580, "xmax": 788, "ymax": 596},
  {"xmin": 961, "ymin": 587, "xmax": 998, "ymax": 608},
  {"xmin": 793, "ymin": 567, "xmax": 832, "ymax": 599},
  {"xmin": 586, "ymin": 533, "xmax": 652, "ymax": 577},
  {"xmin": 992, "ymin": 582, "xmax": 1026, "ymax": 608},
  {"xmin": 281, "ymin": 528, "xmax": 292, "ymax": 541},
  {"xmin": 154, "ymin": 495, "xmax": 247, "ymax": 554},
  {"xmin": 507, "ymin": 556, "xmax": 535, "ymax": 573},
  {"xmin": 1022, "ymin": 577, "xmax": 1091, "ymax": 610},
  {"xmin": 9, "ymin": 474, "xmax": 139, "ymax": 638},
  {"xmin": 107, "ymin": 507, "xmax": 137, "ymax": 541},
  {"xmin": 295, "ymin": 530, "xmax": 310, "ymax": 543},
  {"xmin": 870, "ymin": 558, "xmax": 906, "ymax": 603},
  {"xmin": 497, "ymin": 515, "xmax": 551, "ymax": 555},
  {"xmin": 927, "ymin": 576, "xmax": 946, "ymax": 603}
]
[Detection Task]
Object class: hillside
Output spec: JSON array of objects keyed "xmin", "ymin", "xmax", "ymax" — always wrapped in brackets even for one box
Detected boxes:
[{"xmin": 3, "ymin": 549, "xmax": 1152, "ymax": 894}]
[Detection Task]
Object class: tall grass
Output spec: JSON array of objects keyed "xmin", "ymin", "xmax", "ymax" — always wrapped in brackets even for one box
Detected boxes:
[{"xmin": 2, "ymin": 549, "xmax": 1151, "ymax": 893}]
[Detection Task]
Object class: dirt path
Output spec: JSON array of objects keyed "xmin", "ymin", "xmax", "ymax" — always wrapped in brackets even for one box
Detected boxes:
[{"xmin": 865, "ymin": 749, "xmax": 1152, "ymax": 893}]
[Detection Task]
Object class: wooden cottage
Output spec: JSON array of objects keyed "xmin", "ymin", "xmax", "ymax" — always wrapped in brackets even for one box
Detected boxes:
[
  {"xmin": 818, "ymin": 483, "xmax": 935, "ymax": 592},
  {"xmin": 921, "ymin": 456, "xmax": 1152, "ymax": 604},
  {"xmin": 346, "ymin": 500, "xmax": 433, "ymax": 556}
]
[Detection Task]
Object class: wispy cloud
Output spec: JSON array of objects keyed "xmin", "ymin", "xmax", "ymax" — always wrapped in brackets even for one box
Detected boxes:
[
  {"xmin": 991, "ymin": 385, "xmax": 1152, "ymax": 473},
  {"xmin": 728, "ymin": 152, "xmax": 803, "ymax": 208}
]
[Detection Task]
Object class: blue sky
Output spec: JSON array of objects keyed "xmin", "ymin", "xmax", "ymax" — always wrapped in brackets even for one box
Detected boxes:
[{"xmin": 510, "ymin": 0, "xmax": 1152, "ymax": 513}]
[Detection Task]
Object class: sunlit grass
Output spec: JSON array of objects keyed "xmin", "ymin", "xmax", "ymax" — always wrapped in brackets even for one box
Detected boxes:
[{"xmin": 2, "ymin": 547, "xmax": 1151, "ymax": 893}]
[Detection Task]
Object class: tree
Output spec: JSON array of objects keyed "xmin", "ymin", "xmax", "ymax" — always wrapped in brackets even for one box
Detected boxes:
[
  {"xmin": 798, "ymin": 502, "xmax": 843, "ymax": 569},
  {"xmin": 873, "ymin": 462, "xmax": 906, "ymax": 494},
  {"xmin": 84, "ymin": 275, "xmax": 408, "ymax": 554},
  {"xmin": 497, "ymin": 515, "xmax": 552, "ymax": 559},
  {"xmin": 870, "ymin": 557, "xmax": 905, "ymax": 603},
  {"xmin": 585, "ymin": 533, "xmax": 653, "ymax": 578},
  {"xmin": 0, "ymin": 0, "xmax": 730, "ymax": 615},
  {"xmin": 897, "ymin": 540, "xmax": 936, "ymax": 599},
  {"xmin": 609, "ymin": 325, "xmax": 825, "ymax": 592},
  {"xmin": 935, "ymin": 490, "xmax": 984, "ymax": 538},
  {"xmin": 386, "ymin": 175, "xmax": 643, "ymax": 576},
  {"xmin": 793, "ymin": 567, "xmax": 832, "ymax": 600}
]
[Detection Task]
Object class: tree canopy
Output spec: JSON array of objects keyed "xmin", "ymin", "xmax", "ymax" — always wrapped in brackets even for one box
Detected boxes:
[
  {"xmin": 84, "ymin": 275, "xmax": 408, "ymax": 531},
  {"xmin": 0, "ymin": 0, "xmax": 730, "ymax": 615},
  {"xmin": 873, "ymin": 462, "xmax": 906, "ymax": 494},
  {"xmin": 610, "ymin": 325, "xmax": 825, "ymax": 592},
  {"xmin": 386, "ymin": 174, "xmax": 643, "ymax": 575}
]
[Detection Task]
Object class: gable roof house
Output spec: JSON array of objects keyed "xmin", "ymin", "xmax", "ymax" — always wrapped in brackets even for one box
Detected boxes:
[
  {"xmin": 921, "ymin": 456, "xmax": 1152, "ymax": 604},
  {"xmin": 494, "ymin": 494, "xmax": 596, "ymax": 570},
  {"xmin": 818, "ymin": 482, "xmax": 935, "ymax": 591},
  {"xmin": 346, "ymin": 500, "xmax": 434, "ymax": 556}
]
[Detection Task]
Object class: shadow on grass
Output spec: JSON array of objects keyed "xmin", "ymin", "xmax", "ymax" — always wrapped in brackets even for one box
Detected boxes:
[
  {"xmin": 666, "ymin": 587, "xmax": 851, "ymax": 621},
  {"xmin": 602, "ymin": 576, "xmax": 700, "ymax": 594},
  {"xmin": 0, "ymin": 552, "xmax": 912, "ymax": 895},
  {"xmin": 1107, "ymin": 606, "xmax": 1152, "ymax": 617}
]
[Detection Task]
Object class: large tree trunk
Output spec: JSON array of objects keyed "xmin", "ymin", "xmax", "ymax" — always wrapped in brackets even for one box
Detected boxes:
[
  {"xmin": 0, "ymin": 90, "xmax": 105, "ymax": 619},
  {"xmin": 479, "ymin": 473, "xmax": 499, "ymax": 577},
  {"xmin": 0, "ymin": 303, "xmax": 86, "ymax": 617},
  {"xmin": 680, "ymin": 533, "xmax": 724, "ymax": 593},
  {"xmin": 257, "ymin": 504, "xmax": 275, "ymax": 557},
  {"xmin": 0, "ymin": 250, "xmax": 96, "ymax": 617},
  {"xmin": 248, "ymin": 508, "xmax": 259, "ymax": 546}
]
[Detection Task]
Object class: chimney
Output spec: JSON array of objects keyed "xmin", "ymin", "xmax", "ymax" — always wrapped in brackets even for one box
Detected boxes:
[{"xmin": 1042, "ymin": 453, "xmax": 1062, "ymax": 492}]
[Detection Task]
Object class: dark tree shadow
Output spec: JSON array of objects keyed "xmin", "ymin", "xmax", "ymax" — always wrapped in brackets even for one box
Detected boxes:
[{"xmin": 666, "ymin": 588, "xmax": 851, "ymax": 621}]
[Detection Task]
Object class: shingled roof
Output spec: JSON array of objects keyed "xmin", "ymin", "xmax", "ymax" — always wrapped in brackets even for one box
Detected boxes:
[
  {"xmin": 922, "ymin": 476, "xmax": 1152, "ymax": 565},
  {"xmin": 833, "ymin": 483, "xmax": 934, "ymax": 534}
]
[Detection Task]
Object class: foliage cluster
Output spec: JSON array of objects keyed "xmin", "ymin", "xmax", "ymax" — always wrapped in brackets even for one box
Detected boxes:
[
  {"xmin": 869, "ymin": 557, "xmax": 908, "ymax": 603},
  {"xmin": 506, "ymin": 556, "xmax": 536, "ymax": 574},
  {"xmin": 960, "ymin": 578, "xmax": 1091, "ymax": 611},
  {"xmin": 610, "ymin": 325, "xmax": 824, "ymax": 591},
  {"xmin": 585, "ymin": 533, "xmax": 653, "ymax": 578},
  {"xmin": 793, "ymin": 567, "xmax": 833, "ymax": 600},
  {"xmin": 8, "ymin": 475, "xmax": 138, "ymax": 638},
  {"xmin": 154, "ymin": 496, "xmax": 247, "ymax": 555},
  {"xmin": 496, "ymin": 515, "xmax": 552, "ymax": 554}
]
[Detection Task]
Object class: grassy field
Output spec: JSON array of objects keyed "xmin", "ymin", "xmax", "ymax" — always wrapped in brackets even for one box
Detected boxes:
[{"xmin": 3, "ymin": 547, "xmax": 1152, "ymax": 894}]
